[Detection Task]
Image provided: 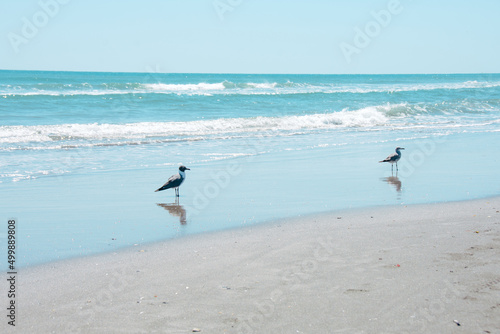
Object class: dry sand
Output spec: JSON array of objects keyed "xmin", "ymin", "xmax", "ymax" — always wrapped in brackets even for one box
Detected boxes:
[{"xmin": 4, "ymin": 197, "xmax": 500, "ymax": 333}]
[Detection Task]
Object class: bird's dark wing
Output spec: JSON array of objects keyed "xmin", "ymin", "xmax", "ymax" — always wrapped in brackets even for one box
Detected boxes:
[
  {"xmin": 379, "ymin": 153, "xmax": 398, "ymax": 163},
  {"xmin": 155, "ymin": 174, "xmax": 182, "ymax": 192}
]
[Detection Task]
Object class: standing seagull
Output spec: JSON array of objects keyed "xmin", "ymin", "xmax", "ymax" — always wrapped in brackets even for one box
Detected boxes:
[
  {"xmin": 155, "ymin": 165, "xmax": 190, "ymax": 197},
  {"xmin": 379, "ymin": 147, "xmax": 405, "ymax": 172}
]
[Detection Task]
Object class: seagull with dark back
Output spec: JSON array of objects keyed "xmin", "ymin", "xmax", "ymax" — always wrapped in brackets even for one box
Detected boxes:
[
  {"xmin": 379, "ymin": 147, "xmax": 405, "ymax": 171},
  {"xmin": 155, "ymin": 165, "xmax": 190, "ymax": 197}
]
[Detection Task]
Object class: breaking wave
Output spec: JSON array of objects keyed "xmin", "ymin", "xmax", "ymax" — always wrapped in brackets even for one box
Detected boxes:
[{"xmin": 0, "ymin": 106, "xmax": 392, "ymax": 147}]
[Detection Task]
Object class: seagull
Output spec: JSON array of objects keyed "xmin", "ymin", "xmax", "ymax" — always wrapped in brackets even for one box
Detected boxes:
[
  {"xmin": 155, "ymin": 165, "xmax": 190, "ymax": 197},
  {"xmin": 379, "ymin": 147, "xmax": 405, "ymax": 171}
]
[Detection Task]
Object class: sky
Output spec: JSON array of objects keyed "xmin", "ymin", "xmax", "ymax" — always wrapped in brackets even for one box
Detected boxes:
[{"xmin": 1, "ymin": 0, "xmax": 499, "ymax": 74}]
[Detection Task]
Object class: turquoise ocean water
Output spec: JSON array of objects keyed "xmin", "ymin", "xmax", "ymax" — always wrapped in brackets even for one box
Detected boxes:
[{"xmin": 1, "ymin": 70, "xmax": 499, "ymax": 268}]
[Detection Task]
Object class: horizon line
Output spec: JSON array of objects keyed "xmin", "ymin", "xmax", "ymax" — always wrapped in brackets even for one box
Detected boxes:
[{"xmin": 1, "ymin": 69, "xmax": 499, "ymax": 76}]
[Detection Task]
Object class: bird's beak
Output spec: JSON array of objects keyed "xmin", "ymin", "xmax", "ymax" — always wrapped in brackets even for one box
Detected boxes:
[
  {"xmin": 401, "ymin": 148, "xmax": 405, "ymax": 150},
  {"xmin": 185, "ymin": 167, "xmax": 191, "ymax": 170}
]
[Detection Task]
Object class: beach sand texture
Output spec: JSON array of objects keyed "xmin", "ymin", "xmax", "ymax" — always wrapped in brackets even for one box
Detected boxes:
[{"xmin": 6, "ymin": 197, "xmax": 500, "ymax": 333}]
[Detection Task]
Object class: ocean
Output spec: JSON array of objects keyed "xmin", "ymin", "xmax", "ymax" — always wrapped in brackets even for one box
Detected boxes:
[{"xmin": 1, "ymin": 70, "xmax": 499, "ymax": 268}]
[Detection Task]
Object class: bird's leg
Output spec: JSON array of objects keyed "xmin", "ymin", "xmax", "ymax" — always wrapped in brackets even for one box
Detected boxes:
[
  {"xmin": 396, "ymin": 162, "xmax": 398, "ymax": 171},
  {"xmin": 175, "ymin": 188, "xmax": 179, "ymax": 197}
]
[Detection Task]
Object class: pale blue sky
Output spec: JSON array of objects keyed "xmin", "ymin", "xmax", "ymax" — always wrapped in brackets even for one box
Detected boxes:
[{"xmin": 1, "ymin": 0, "xmax": 499, "ymax": 74}]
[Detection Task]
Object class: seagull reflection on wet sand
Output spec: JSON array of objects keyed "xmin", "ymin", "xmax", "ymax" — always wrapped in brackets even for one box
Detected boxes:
[
  {"xmin": 157, "ymin": 201, "xmax": 187, "ymax": 225},
  {"xmin": 381, "ymin": 174, "xmax": 402, "ymax": 194}
]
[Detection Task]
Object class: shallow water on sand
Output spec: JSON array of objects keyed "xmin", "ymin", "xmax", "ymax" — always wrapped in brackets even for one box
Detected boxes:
[
  {"xmin": 1, "ymin": 71, "xmax": 499, "ymax": 268},
  {"xmin": 2, "ymin": 130, "xmax": 499, "ymax": 269}
]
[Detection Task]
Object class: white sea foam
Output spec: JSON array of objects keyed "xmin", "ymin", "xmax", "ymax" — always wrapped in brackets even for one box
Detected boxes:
[
  {"xmin": 0, "ymin": 107, "xmax": 392, "ymax": 147},
  {"xmin": 2, "ymin": 80, "xmax": 499, "ymax": 97},
  {"xmin": 6, "ymin": 98, "xmax": 499, "ymax": 151},
  {"xmin": 246, "ymin": 82, "xmax": 278, "ymax": 89},
  {"xmin": 1, "ymin": 100, "xmax": 496, "ymax": 150},
  {"xmin": 1, "ymin": 90, "xmax": 133, "ymax": 97},
  {"xmin": 143, "ymin": 82, "xmax": 226, "ymax": 91},
  {"xmin": 137, "ymin": 80, "xmax": 500, "ymax": 95}
]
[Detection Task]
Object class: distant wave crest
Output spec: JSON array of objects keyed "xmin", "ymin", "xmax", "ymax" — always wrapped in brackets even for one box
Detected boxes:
[{"xmin": 2, "ymin": 80, "xmax": 500, "ymax": 97}]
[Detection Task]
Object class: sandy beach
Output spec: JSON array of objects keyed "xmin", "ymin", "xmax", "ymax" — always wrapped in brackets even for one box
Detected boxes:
[
  {"xmin": 3, "ymin": 197, "xmax": 498, "ymax": 333},
  {"xmin": 3, "ymin": 0, "xmax": 500, "ymax": 333}
]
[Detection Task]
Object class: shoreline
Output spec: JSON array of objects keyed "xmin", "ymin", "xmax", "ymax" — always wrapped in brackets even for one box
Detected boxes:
[
  {"xmin": 13, "ymin": 195, "xmax": 500, "ymax": 271},
  {"xmin": 4, "ymin": 196, "xmax": 500, "ymax": 333}
]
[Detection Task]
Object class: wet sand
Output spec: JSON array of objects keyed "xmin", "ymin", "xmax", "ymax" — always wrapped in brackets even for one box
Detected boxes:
[{"xmin": 5, "ymin": 197, "xmax": 500, "ymax": 333}]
